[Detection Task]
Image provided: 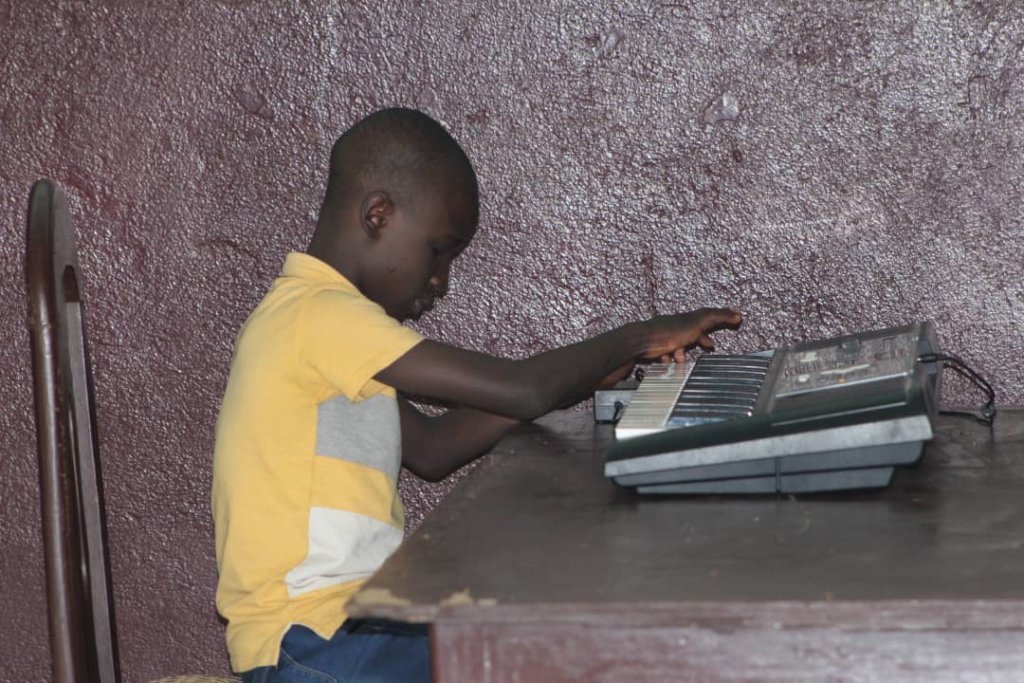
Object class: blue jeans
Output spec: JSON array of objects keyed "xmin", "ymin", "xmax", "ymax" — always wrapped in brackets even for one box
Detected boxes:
[{"xmin": 242, "ymin": 620, "xmax": 431, "ymax": 683}]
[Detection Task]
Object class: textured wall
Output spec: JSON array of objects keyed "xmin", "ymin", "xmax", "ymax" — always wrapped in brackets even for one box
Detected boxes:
[{"xmin": 2, "ymin": 1, "xmax": 1022, "ymax": 680}]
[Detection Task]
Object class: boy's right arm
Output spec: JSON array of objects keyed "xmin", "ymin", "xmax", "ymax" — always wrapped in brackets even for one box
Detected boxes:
[{"xmin": 375, "ymin": 307, "xmax": 741, "ymax": 422}]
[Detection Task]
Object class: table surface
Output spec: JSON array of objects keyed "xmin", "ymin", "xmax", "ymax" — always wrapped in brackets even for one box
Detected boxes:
[{"xmin": 349, "ymin": 409, "xmax": 1024, "ymax": 626}]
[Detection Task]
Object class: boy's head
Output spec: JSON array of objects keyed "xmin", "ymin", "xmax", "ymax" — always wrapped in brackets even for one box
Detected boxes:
[{"xmin": 310, "ymin": 108, "xmax": 479, "ymax": 322}]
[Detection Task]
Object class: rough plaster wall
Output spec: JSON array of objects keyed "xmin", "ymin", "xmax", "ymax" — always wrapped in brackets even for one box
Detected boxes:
[{"xmin": 1, "ymin": 1, "xmax": 1022, "ymax": 680}]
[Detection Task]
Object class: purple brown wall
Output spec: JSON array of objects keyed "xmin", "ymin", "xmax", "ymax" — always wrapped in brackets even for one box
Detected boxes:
[{"xmin": 2, "ymin": 2, "xmax": 1022, "ymax": 681}]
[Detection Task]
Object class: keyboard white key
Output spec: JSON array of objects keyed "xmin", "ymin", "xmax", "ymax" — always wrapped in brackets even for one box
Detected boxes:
[{"xmin": 615, "ymin": 363, "xmax": 692, "ymax": 439}]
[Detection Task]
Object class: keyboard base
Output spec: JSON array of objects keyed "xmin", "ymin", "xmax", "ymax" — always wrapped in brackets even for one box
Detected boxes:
[
  {"xmin": 636, "ymin": 465, "xmax": 896, "ymax": 495},
  {"xmin": 612, "ymin": 440, "xmax": 924, "ymax": 495}
]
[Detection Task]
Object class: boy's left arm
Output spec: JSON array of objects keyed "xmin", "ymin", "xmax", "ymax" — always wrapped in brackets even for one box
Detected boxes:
[
  {"xmin": 399, "ymin": 363, "xmax": 634, "ymax": 481},
  {"xmin": 397, "ymin": 399, "xmax": 522, "ymax": 482}
]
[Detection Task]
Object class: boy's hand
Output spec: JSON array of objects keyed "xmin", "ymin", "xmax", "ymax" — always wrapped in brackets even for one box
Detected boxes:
[
  {"xmin": 640, "ymin": 308, "xmax": 742, "ymax": 361},
  {"xmin": 596, "ymin": 361, "xmax": 635, "ymax": 389}
]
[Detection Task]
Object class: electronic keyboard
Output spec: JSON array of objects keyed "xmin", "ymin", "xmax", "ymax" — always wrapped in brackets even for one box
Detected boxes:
[{"xmin": 603, "ymin": 322, "xmax": 941, "ymax": 494}]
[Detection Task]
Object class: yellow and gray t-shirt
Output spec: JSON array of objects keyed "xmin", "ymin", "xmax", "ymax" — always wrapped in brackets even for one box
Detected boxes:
[{"xmin": 212, "ymin": 252, "xmax": 423, "ymax": 673}]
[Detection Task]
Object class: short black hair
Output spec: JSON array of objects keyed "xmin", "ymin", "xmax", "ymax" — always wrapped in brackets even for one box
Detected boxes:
[{"xmin": 323, "ymin": 107, "xmax": 478, "ymax": 220}]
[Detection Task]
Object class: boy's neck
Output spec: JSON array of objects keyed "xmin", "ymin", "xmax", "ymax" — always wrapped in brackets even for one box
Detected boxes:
[{"xmin": 307, "ymin": 229, "xmax": 362, "ymax": 290}]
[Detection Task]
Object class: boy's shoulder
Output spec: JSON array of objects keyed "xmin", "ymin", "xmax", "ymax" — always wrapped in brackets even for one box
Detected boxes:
[
  {"xmin": 247, "ymin": 254, "xmax": 421, "ymax": 360},
  {"xmin": 243, "ymin": 275, "xmax": 382, "ymax": 350},
  {"xmin": 253, "ymin": 253, "xmax": 376, "ymax": 320},
  {"xmin": 232, "ymin": 258, "xmax": 422, "ymax": 401}
]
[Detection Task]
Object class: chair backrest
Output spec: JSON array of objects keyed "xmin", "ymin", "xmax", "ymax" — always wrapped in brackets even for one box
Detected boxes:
[{"xmin": 26, "ymin": 179, "xmax": 121, "ymax": 683}]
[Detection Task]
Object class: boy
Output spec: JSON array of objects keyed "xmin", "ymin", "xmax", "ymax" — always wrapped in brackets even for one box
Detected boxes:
[{"xmin": 212, "ymin": 107, "xmax": 741, "ymax": 682}]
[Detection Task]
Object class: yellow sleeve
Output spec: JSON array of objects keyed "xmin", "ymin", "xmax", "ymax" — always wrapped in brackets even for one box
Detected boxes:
[{"xmin": 298, "ymin": 288, "xmax": 423, "ymax": 399}]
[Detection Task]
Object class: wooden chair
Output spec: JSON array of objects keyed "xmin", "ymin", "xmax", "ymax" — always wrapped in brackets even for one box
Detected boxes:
[{"xmin": 26, "ymin": 179, "xmax": 237, "ymax": 683}]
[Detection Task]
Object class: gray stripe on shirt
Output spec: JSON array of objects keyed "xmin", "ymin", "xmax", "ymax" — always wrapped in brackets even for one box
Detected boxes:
[{"xmin": 315, "ymin": 393, "xmax": 402, "ymax": 481}]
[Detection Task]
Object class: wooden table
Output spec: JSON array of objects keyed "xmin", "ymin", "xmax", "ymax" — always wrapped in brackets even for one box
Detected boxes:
[{"xmin": 349, "ymin": 410, "xmax": 1024, "ymax": 682}]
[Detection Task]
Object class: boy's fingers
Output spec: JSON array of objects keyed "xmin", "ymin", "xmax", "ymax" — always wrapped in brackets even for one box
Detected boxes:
[
  {"xmin": 698, "ymin": 334, "xmax": 715, "ymax": 350},
  {"xmin": 699, "ymin": 307, "xmax": 743, "ymax": 328}
]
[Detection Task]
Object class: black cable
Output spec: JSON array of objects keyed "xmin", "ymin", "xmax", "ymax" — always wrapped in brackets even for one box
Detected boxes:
[
  {"xmin": 917, "ymin": 352, "xmax": 997, "ymax": 426},
  {"xmin": 611, "ymin": 400, "xmax": 626, "ymax": 424}
]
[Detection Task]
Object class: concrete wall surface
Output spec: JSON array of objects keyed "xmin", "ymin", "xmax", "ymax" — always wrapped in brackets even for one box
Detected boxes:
[{"xmin": 1, "ymin": 1, "xmax": 1022, "ymax": 680}]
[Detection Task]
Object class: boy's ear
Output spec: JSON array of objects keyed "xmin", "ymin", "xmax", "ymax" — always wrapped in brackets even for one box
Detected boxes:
[{"xmin": 360, "ymin": 191, "xmax": 393, "ymax": 239}]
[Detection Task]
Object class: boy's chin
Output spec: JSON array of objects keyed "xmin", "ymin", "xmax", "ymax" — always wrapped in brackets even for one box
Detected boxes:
[
  {"xmin": 389, "ymin": 298, "xmax": 434, "ymax": 322},
  {"xmin": 395, "ymin": 307, "xmax": 422, "ymax": 323},
  {"xmin": 408, "ymin": 299, "xmax": 435, "ymax": 321},
  {"xmin": 383, "ymin": 302, "xmax": 417, "ymax": 322}
]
